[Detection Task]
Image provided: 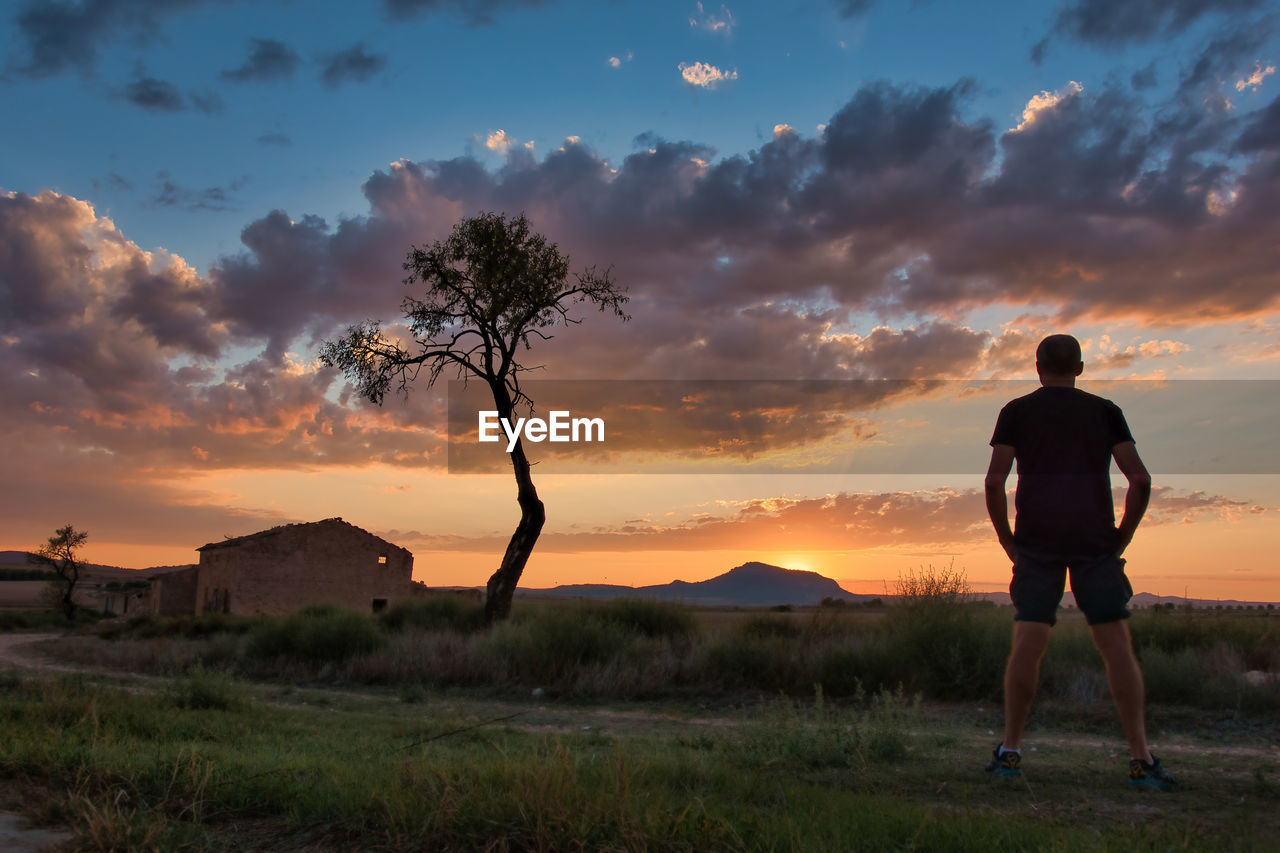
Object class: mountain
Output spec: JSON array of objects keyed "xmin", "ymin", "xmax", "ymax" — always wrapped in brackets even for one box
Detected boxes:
[{"xmin": 524, "ymin": 562, "xmax": 867, "ymax": 607}]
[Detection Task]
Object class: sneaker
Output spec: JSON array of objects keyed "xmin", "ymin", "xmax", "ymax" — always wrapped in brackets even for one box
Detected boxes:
[
  {"xmin": 1129, "ymin": 754, "xmax": 1177, "ymax": 791},
  {"xmin": 984, "ymin": 744, "xmax": 1022, "ymax": 777}
]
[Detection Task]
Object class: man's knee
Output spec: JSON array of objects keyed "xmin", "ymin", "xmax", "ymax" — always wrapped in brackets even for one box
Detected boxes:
[
  {"xmin": 1089, "ymin": 620, "xmax": 1136, "ymax": 662},
  {"xmin": 1010, "ymin": 622, "xmax": 1052, "ymax": 660}
]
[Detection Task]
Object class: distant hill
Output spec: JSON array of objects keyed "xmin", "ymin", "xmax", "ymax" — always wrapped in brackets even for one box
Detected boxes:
[
  {"xmin": 523, "ymin": 561, "xmax": 869, "ymax": 607},
  {"xmin": 0, "ymin": 551, "xmax": 193, "ymax": 580}
]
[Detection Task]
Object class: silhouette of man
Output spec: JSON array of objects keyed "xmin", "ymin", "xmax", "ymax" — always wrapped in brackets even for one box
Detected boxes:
[{"xmin": 983, "ymin": 334, "xmax": 1175, "ymax": 790}]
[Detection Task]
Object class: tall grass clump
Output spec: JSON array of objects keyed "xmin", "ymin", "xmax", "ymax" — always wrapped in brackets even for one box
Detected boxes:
[
  {"xmin": 484, "ymin": 605, "xmax": 633, "ymax": 685},
  {"xmin": 883, "ymin": 562, "xmax": 1006, "ymax": 700},
  {"xmin": 380, "ymin": 596, "xmax": 485, "ymax": 634},
  {"xmin": 163, "ymin": 663, "xmax": 247, "ymax": 711},
  {"xmin": 588, "ymin": 598, "xmax": 696, "ymax": 641},
  {"xmin": 249, "ymin": 604, "xmax": 386, "ymax": 664}
]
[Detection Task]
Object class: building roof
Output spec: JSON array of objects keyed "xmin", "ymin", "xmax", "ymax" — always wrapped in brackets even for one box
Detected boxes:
[{"xmin": 197, "ymin": 517, "xmax": 411, "ymax": 555}]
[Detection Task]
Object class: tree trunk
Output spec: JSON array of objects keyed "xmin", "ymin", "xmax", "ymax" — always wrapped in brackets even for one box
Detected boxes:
[
  {"xmin": 483, "ymin": 387, "xmax": 546, "ymax": 625},
  {"xmin": 60, "ymin": 564, "xmax": 78, "ymax": 621}
]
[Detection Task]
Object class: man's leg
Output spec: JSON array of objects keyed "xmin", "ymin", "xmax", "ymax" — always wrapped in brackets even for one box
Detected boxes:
[
  {"xmin": 1089, "ymin": 620, "xmax": 1152, "ymax": 763},
  {"xmin": 1002, "ymin": 621, "xmax": 1052, "ymax": 750}
]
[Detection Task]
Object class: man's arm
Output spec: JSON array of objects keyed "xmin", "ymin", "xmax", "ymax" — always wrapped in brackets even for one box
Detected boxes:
[
  {"xmin": 985, "ymin": 444, "xmax": 1017, "ymax": 563},
  {"xmin": 1112, "ymin": 440, "xmax": 1151, "ymax": 557}
]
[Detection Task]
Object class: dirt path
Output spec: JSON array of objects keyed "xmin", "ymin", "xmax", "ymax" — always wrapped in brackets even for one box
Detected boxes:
[{"xmin": 0, "ymin": 633, "xmax": 79, "ymax": 674}]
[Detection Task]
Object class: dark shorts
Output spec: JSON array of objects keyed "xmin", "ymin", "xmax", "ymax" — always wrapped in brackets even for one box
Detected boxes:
[{"xmin": 1010, "ymin": 547, "xmax": 1133, "ymax": 626}]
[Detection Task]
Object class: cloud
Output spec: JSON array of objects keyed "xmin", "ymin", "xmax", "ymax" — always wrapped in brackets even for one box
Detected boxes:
[
  {"xmin": 122, "ymin": 76, "xmax": 186, "ymax": 111},
  {"xmin": 608, "ymin": 51, "xmax": 633, "ymax": 69},
  {"xmin": 5, "ymin": 75, "xmax": 1280, "ymax": 490},
  {"xmin": 390, "ymin": 485, "xmax": 1258, "ymax": 554},
  {"xmin": 1047, "ymin": 0, "xmax": 1268, "ymax": 48},
  {"xmin": 1131, "ymin": 61, "xmax": 1158, "ymax": 90},
  {"xmin": 190, "ymin": 90, "xmax": 225, "ymax": 114},
  {"xmin": 1236, "ymin": 91, "xmax": 1280, "ymax": 150},
  {"xmin": 1011, "ymin": 81, "xmax": 1084, "ymax": 132},
  {"xmin": 5, "ymin": 0, "xmax": 222, "ymax": 78},
  {"xmin": 1236, "ymin": 61, "xmax": 1277, "ymax": 91},
  {"xmin": 221, "ymin": 38, "xmax": 299, "ymax": 83},
  {"xmin": 0, "ymin": 190, "xmax": 448, "ymax": 486},
  {"xmin": 829, "ymin": 0, "xmax": 875, "ymax": 19},
  {"xmin": 773, "ymin": 123, "xmax": 795, "ymax": 137},
  {"xmin": 690, "ymin": 3, "xmax": 735, "ymax": 36},
  {"xmin": 485, "ymin": 129, "xmax": 515, "ymax": 154},
  {"xmin": 153, "ymin": 173, "xmax": 249, "ymax": 212},
  {"xmin": 382, "ymin": 0, "xmax": 553, "ymax": 25},
  {"xmin": 257, "ymin": 133, "xmax": 293, "ymax": 147},
  {"xmin": 320, "ymin": 42, "xmax": 387, "ymax": 87},
  {"xmin": 679, "ymin": 60, "xmax": 738, "ymax": 89}
]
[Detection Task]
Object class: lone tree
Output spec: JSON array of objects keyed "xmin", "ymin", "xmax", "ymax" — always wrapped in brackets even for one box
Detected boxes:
[
  {"xmin": 320, "ymin": 212, "xmax": 627, "ymax": 624},
  {"xmin": 28, "ymin": 524, "xmax": 89, "ymax": 621}
]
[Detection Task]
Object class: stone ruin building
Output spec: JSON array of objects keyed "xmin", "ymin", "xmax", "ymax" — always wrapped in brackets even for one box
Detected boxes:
[{"xmin": 148, "ymin": 518, "xmax": 414, "ymax": 616}]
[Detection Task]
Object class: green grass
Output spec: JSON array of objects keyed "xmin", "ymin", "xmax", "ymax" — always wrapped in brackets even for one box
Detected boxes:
[
  {"xmin": 1, "ymin": 670, "xmax": 1274, "ymax": 851},
  {"xmin": 41, "ymin": 598, "xmax": 1280, "ymax": 717}
]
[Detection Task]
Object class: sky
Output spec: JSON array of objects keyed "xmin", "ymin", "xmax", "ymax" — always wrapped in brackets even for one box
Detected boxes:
[{"xmin": 2, "ymin": 0, "xmax": 1280, "ymax": 601}]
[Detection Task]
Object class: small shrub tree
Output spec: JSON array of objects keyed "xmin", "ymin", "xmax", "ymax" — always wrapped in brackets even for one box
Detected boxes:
[{"xmin": 28, "ymin": 524, "xmax": 89, "ymax": 621}]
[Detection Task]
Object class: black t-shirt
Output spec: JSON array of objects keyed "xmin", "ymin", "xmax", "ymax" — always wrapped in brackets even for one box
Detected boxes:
[{"xmin": 990, "ymin": 386, "xmax": 1134, "ymax": 555}]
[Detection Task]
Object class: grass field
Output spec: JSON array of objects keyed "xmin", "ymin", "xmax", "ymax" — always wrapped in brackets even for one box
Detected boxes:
[{"xmin": 0, "ymin": 596, "xmax": 1277, "ymax": 850}]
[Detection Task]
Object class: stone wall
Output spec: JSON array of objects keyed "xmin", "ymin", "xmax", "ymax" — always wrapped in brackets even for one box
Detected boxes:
[
  {"xmin": 147, "ymin": 567, "xmax": 199, "ymax": 615},
  {"xmin": 195, "ymin": 519, "xmax": 414, "ymax": 616}
]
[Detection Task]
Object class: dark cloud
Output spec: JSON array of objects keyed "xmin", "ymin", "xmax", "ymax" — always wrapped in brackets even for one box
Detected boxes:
[
  {"xmin": 221, "ymin": 38, "xmax": 298, "ymax": 83},
  {"xmin": 1029, "ymin": 36, "xmax": 1050, "ymax": 65},
  {"xmin": 190, "ymin": 89, "xmax": 225, "ymax": 114},
  {"xmin": 319, "ymin": 42, "xmax": 387, "ymax": 87},
  {"xmin": 1131, "ymin": 61, "xmax": 1158, "ymax": 90},
  {"xmin": 1237, "ymin": 93, "xmax": 1280, "ymax": 151},
  {"xmin": 1048, "ymin": 0, "xmax": 1266, "ymax": 47},
  {"xmin": 122, "ymin": 75, "xmax": 185, "ymax": 111},
  {"xmin": 829, "ymin": 0, "xmax": 875, "ymax": 18},
  {"xmin": 383, "ymin": 0, "xmax": 552, "ymax": 25},
  {"xmin": 1174, "ymin": 20, "xmax": 1272, "ymax": 101},
  {"xmin": 6, "ymin": 0, "xmax": 220, "ymax": 78},
  {"xmin": 153, "ymin": 174, "xmax": 248, "ymax": 212},
  {"xmin": 199, "ymin": 77, "xmax": 1280, "ymax": 374},
  {"xmin": 96, "ymin": 172, "xmax": 133, "ymax": 192}
]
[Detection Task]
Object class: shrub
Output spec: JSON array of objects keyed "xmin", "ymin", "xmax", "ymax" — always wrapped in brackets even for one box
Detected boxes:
[
  {"xmin": 98, "ymin": 612, "xmax": 259, "ymax": 641},
  {"xmin": 589, "ymin": 599, "xmax": 696, "ymax": 640},
  {"xmin": 485, "ymin": 607, "xmax": 632, "ymax": 684},
  {"xmin": 381, "ymin": 597, "xmax": 485, "ymax": 634},
  {"xmin": 701, "ymin": 635, "xmax": 798, "ymax": 692},
  {"xmin": 882, "ymin": 562, "xmax": 1005, "ymax": 700},
  {"xmin": 736, "ymin": 615, "xmax": 801, "ymax": 640},
  {"xmin": 249, "ymin": 607, "xmax": 386, "ymax": 663}
]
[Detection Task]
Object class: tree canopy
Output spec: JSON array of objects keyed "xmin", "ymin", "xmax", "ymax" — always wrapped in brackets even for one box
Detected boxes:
[{"xmin": 28, "ymin": 523, "xmax": 89, "ymax": 620}]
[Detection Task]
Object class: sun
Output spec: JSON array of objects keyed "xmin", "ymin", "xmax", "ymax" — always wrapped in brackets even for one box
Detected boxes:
[{"xmin": 773, "ymin": 554, "xmax": 816, "ymax": 575}]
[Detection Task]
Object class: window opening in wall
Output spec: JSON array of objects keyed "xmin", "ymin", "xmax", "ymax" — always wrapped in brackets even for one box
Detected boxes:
[
  {"xmin": 372, "ymin": 598, "xmax": 388, "ymax": 613},
  {"xmin": 377, "ymin": 555, "xmax": 388, "ymax": 565}
]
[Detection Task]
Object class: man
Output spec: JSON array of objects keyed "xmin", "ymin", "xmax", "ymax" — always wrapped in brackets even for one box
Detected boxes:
[{"xmin": 983, "ymin": 334, "xmax": 1175, "ymax": 791}]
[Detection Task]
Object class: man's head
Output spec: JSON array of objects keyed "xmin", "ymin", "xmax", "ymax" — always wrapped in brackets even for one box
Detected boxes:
[{"xmin": 1036, "ymin": 334, "xmax": 1083, "ymax": 382}]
